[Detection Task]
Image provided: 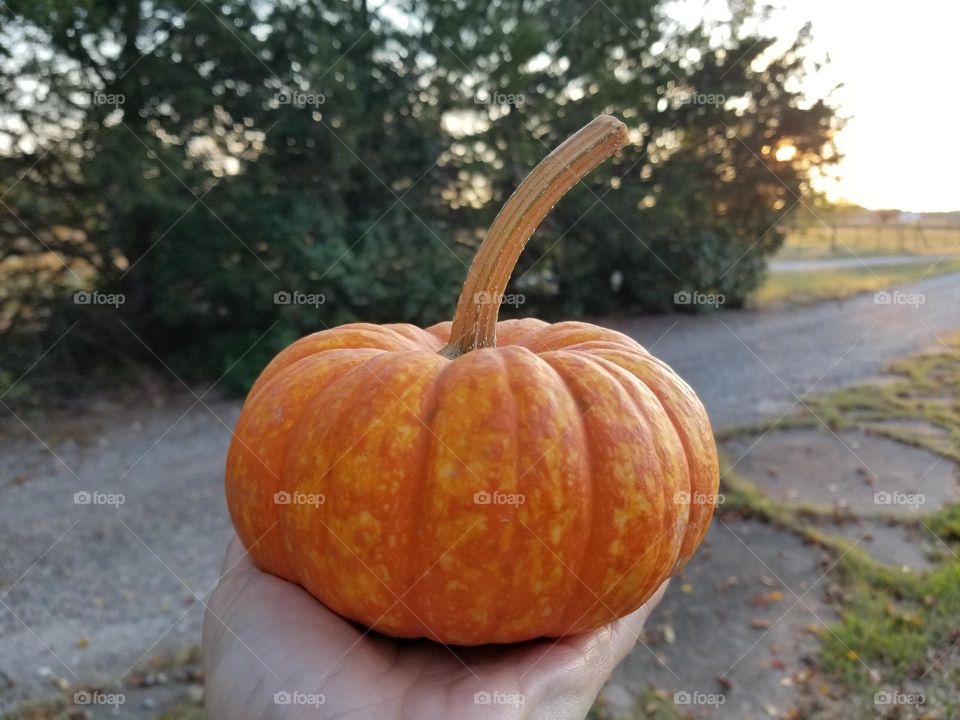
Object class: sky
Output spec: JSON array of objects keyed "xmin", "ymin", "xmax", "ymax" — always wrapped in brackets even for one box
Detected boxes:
[{"xmin": 673, "ymin": 0, "xmax": 958, "ymax": 213}]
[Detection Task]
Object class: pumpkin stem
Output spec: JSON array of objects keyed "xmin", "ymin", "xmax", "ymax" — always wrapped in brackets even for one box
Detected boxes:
[{"xmin": 442, "ymin": 115, "xmax": 630, "ymax": 358}]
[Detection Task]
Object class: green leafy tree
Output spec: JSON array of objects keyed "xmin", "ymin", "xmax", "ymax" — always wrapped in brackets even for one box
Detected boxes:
[
  {"xmin": 419, "ymin": 0, "xmax": 838, "ymax": 313},
  {"xmin": 0, "ymin": 0, "xmax": 837, "ymax": 395}
]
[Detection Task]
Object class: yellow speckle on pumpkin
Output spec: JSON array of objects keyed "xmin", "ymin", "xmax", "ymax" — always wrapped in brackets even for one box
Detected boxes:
[{"xmin": 613, "ymin": 508, "xmax": 632, "ymax": 531}]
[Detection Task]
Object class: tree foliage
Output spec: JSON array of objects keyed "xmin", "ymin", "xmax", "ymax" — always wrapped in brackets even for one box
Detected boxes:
[{"xmin": 0, "ymin": 0, "xmax": 838, "ymax": 393}]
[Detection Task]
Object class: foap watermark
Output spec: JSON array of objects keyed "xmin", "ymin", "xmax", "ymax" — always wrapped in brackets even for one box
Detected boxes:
[
  {"xmin": 874, "ymin": 490, "xmax": 925, "ymax": 510},
  {"xmin": 474, "ymin": 490, "xmax": 525, "ymax": 507},
  {"xmin": 274, "ymin": 290, "xmax": 326, "ymax": 307},
  {"xmin": 274, "ymin": 490, "xmax": 325, "ymax": 508},
  {"xmin": 874, "ymin": 689, "xmax": 925, "ymax": 706},
  {"xmin": 91, "ymin": 91, "xmax": 125, "ymax": 107},
  {"xmin": 273, "ymin": 691, "xmax": 326, "ymax": 708},
  {"xmin": 874, "ymin": 290, "xmax": 925, "ymax": 308},
  {"xmin": 474, "ymin": 291, "xmax": 525, "ymax": 308},
  {"xmin": 674, "ymin": 490, "xmax": 725, "ymax": 506},
  {"xmin": 673, "ymin": 690, "xmax": 725, "ymax": 708},
  {"xmin": 275, "ymin": 89, "xmax": 326, "ymax": 108},
  {"xmin": 473, "ymin": 691, "xmax": 525, "ymax": 707},
  {"xmin": 474, "ymin": 91, "xmax": 525, "ymax": 107},
  {"xmin": 73, "ymin": 690, "xmax": 125, "ymax": 708},
  {"xmin": 674, "ymin": 290, "xmax": 725, "ymax": 308},
  {"xmin": 74, "ymin": 490, "xmax": 125, "ymax": 508},
  {"xmin": 74, "ymin": 290, "xmax": 125, "ymax": 308},
  {"xmin": 678, "ymin": 91, "xmax": 725, "ymax": 107}
]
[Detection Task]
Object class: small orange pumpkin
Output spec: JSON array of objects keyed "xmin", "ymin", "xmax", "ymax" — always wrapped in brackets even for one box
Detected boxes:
[{"xmin": 226, "ymin": 116, "xmax": 719, "ymax": 645}]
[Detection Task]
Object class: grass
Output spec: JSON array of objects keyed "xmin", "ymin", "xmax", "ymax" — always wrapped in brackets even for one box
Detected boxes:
[
  {"xmin": 590, "ymin": 687, "xmax": 685, "ymax": 720},
  {"xmin": 821, "ymin": 545, "xmax": 960, "ymax": 701},
  {"xmin": 155, "ymin": 701, "xmax": 206, "ymax": 720},
  {"xmin": 712, "ymin": 333, "xmax": 960, "ymax": 717},
  {"xmin": 1, "ymin": 645, "xmax": 204, "ymax": 720},
  {"xmin": 777, "ymin": 226, "xmax": 960, "ymax": 261},
  {"xmin": 750, "ymin": 258, "xmax": 960, "ymax": 309},
  {"xmin": 722, "ymin": 332, "xmax": 960, "ymax": 457},
  {"xmin": 1, "ymin": 696, "xmax": 205, "ymax": 720}
]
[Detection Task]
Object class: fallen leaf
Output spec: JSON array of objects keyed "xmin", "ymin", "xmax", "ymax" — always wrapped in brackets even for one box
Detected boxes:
[
  {"xmin": 663, "ymin": 624, "xmax": 676, "ymax": 644},
  {"xmin": 719, "ymin": 575, "xmax": 739, "ymax": 591},
  {"xmin": 751, "ymin": 591, "xmax": 784, "ymax": 607}
]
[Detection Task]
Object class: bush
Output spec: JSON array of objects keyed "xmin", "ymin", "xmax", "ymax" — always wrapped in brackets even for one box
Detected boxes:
[{"xmin": 0, "ymin": 0, "xmax": 836, "ymax": 395}]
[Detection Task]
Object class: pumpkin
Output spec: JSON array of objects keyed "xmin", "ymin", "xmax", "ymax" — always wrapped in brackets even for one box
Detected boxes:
[{"xmin": 225, "ymin": 115, "xmax": 719, "ymax": 645}]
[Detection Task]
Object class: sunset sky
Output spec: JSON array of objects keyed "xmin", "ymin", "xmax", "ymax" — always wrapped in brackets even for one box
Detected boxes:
[{"xmin": 673, "ymin": 0, "xmax": 958, "ymax": 213}]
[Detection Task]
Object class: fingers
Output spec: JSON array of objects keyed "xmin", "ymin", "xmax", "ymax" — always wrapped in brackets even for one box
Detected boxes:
[
  {"xmin": 604, "ymin": 579, "xmax": 670, "ymax": 666},
  {"xmin": 516, "ymin": 578, "xmax": 670, "ymax": 690},
  {"xmin": 219, "ymin": 533, "xmax": 251, "ymax": 576},
  {"xmin": 513, "ymin": 581, "xmax": 671, "ymax": 720}
]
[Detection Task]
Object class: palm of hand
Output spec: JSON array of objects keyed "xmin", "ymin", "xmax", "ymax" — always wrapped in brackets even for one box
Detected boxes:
[{"xmin": 203, "ymin": 536, "xmax": 667, "ymax": 720}]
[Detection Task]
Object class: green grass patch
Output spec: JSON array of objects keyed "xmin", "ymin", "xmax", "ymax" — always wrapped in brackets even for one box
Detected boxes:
[
  {"xmin": 717, "ymin": 332, "xmax": 960, "ymax": 714},
  {"xmin": 822, "ymin": 554, "xmax": 960, "ymax": 689},
  {"xmin": 590, "ymin": 687, "xmax": 685, "ymax": 720},
  {"xmin": 155, "ymin": 701, "xmax": 206, "ymax": 720}
]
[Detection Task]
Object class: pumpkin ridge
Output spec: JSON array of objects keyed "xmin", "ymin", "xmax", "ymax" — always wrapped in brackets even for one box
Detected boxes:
[
  {"xmin": 276, "ymin": 349, "xmax": 409, "ymax": 599},
  {"xmin": 537, "ymin": 351, "xmax": 598, "ymax": 635},
  {"xmin": 249, "ymin": 347, "xmax": 390, "ymax": 405},
  {"xmin": 345, "ymin": 351, "xmax": 449, "ymax": 633},
  {"xmin": 575, "ymin": 351, "xmax": 687, "ymax": 602},
  {"xmin": 228, "ymin": 348, "xmax": 384, "ymax": 581},
  {"xmin": 403, "ymin": 354, "xmax": 449, "ymax": 638},
  {"xmin": 502, "ymin": 346, "xmax": 590, "ymax": 636},
  {"xmin": 522, "ymin": 321, "xmax": 645, "ymax": 354},
  {"xmin": 581, "ymin": 347, "xmax": 717, "ymax": 571},
  {"xmin": 490, "ymin": 348, "xmax": 522, "ymax": 640},
  {"xmin": 249, "ymin": 324, "xmax": 416, "ymax": 398},
  {"xmin": 567, "ymin": 352, "xmax": 673, "ymax": 624},
  {"xmin": 382, "ymin": 323, "xmax": 444, "ymax": 351}
]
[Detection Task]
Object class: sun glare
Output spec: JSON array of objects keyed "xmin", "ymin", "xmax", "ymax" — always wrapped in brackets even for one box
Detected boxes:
[{"xmin": 775, "ymin": 145, "xmax": 797, "ymax": 162}]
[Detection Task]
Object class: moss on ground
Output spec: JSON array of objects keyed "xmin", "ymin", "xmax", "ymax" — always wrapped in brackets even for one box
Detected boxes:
[
  {"xmin": 713, "ymin": 333, "xmax": 960, "ymax": 717},
  {"xmin": 590, "ymin": 687, "xmax": 685, "ymax": 720}
]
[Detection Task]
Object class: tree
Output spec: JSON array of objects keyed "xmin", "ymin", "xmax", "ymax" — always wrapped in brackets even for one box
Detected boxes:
[
  {"xmin": 0, "ymin": 0, "xmax": 838, "ymax": 394},
  {"xmin": 419, "ymin": 0, "xmax": 838, "ymax": 313}
]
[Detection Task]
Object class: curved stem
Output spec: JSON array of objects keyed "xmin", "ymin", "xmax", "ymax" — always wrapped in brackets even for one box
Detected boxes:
[{"xmin": 442, "ymin": 115, "xmax": 630, "ymax": 358}]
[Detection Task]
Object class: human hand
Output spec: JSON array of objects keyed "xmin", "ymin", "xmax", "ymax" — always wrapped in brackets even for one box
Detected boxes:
[{"xmin": 203, "ymin": 535, "xmax": 668, "ymax": 720}]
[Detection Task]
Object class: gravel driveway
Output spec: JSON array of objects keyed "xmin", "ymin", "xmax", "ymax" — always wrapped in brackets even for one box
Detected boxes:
[{"xmin": 612, "ymin": 270, "xmax": 960, "ymax": 426}]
